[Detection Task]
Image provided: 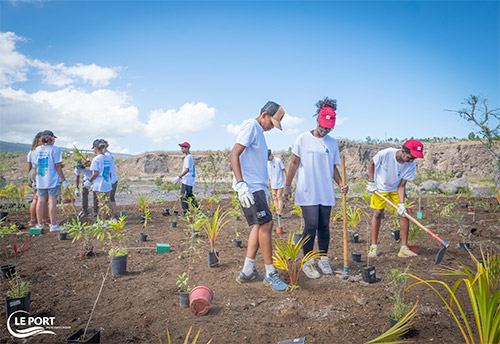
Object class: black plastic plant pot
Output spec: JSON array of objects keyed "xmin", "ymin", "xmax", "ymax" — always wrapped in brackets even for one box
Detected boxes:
[
  {"xmin": 191, "ymin": 230, "xmax": 199, "ymax": 238},
  {"xmin": 1, "ymin": 264, "xmax": 16, "ymax": 279},
  {"xmin": 349, "ymin": 232, "xmax": 359, "ymax": 243},
  {"xmin": 173, "ymin": 210, "xmax": 180, "ymax": 216},
  {"xmin": 110, "ymin": 255, "xmax": 127, "ymax": 275},
  {"xmin": 459, "ymin": 242, "xmax": 472, "ymax": 251},
  {"xmin": 391, "ymin": 230, "xmax": 400, "ymax": 241},
  {"xmin": 66, "ymin": 327, "xmax": 102, "ymax": 343},
  {"xmin": 389, "ymin": 316, "xmax": 410, "ymax": 339},
  {"xmin": 207, "ymin": 250, "xmax": 219, "ymax": 268},
  {"xmin": 460, "ymin": 204, "xmax": 468, "ymax": 209},
  {"xmin": 360, "ymin": 264, "xmax": 377, "ymax": 283},
  {"xmin": 139, "ymin": 233, "xmax": 147, "ymax": 242},
  {"xmin": 351, "ymin": 251, "xmax": 362, "ymax": 262},
  {"xmin": 162, "ymin": 208, "xmax": 170, "ymax": 216},
  {"xmin": 0, "ymin": 211, "xmax": 8, "ymax": 221},
  {"xmin": 58, "ymin": 232, "xmax": 68, "ymax": 240},
  {"xmin": 170, "ymin": 221, "xmax": 177, "ymax": 228},
  {"xmin": 6, "ymin": 292, "xmax": 30, "ymax": 319},
  {"xmin": 233, "ymin": 238, "xmax": 242, "ymax": 248},
  {"xmin": 236, "ymin": 216, "xmax": 241, "ymax": 221},
  {"xmin": 179, "ymin": 290, "xmax": 189, "ymax": 308}
]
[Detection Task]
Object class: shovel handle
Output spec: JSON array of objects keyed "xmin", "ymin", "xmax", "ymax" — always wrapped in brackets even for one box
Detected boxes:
[
  {"xmin": 341, "ymin": 156, "xmax": 348, "ymax": 270},
  {"xmin": 374, "ymin": 191, "xmax": 449, "ymax": 248}
]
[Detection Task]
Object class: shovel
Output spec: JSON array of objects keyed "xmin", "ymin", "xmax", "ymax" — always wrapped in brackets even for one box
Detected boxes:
[
  {"xmin": 374, "ymin": 191, "xmax": 449, "ymax": 264},
  {"xmin": 335, "ymin": 156, "xmax": 349, "ymax": 274}
]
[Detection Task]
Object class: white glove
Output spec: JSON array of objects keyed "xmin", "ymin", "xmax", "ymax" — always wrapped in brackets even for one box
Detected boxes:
[
  {"xmin": 61, "ymin": 180, "xmax": 69, "ymax": 192},
  {"xmin": 234, "ymin": 181, "xmax": 255, "ymax": 208},
  {"xmin": 367, "ymin": 181, "xmax": 376, "ymax": 193},
  {"xmin": 397, "ymin": 203, "xmax": 407, "ymax": 216},
  {"xmin": 75, "ymin": 188, "xmax": 81, "ymax": 197},
  {"xmin": 264, "ymin": 188, "xmax": 272, "ymax": 203},
  {"xmin": 83, "ymin": 180, "xmax": 93, "ymax": 189},
  {"xmin": 171, "ymin": 176, "xmax": 180, "ymax": 185}
]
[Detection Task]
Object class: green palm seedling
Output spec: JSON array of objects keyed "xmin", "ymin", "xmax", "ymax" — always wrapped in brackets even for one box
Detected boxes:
[
  {"xmin": 201, "ymin": 206, "xmax": 231, "ymax": 253},
  {"xmin": 158, "ymin": 326, "xmax": 213, "ymax": 344},
  {"xmin": 272, "ymin": 234, "xmax": 322, "ymax": 290},
  {"xmin": 345, "ymin": 204, "xmax": 363, "ymax": 234},
  {"xmin": 408, "ymin": 247, "xmax": 500, "ymax": 344}
]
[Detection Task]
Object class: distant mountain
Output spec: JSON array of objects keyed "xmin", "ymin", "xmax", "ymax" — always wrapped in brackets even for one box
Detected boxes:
[{"xmin": 0, "ymin": 140, "xmax": 132, "ymax": 158}]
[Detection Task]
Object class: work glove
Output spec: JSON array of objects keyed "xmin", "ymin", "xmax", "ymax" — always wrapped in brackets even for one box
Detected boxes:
[
  {"xmin": 264, "ymin": 188, "xmax": 272, "ymax": 203},
  {"xmin": 61, "ymin": 180, "xmax": 69, "ymax": 192},
  {"xmin": 234, "ymin": 181, "xmax": 255, "ymax": 208},
  {"xmin": 83, "ymin": 180, "xmax": 93, "ymax": 190},
  {"xmin": 397, "ymin": 203, "xmax": 407, "ymax": 216},
  {"xmin": 75, "ymin": 188, "xmax": 81, "ymax": 197},
  {"xmin": 367, "ymin": 181, "xmax": 376, "ymax": 193},
  {"xmin": 171, "ymin": 176, "xmax": 180, "ymax": 185}
]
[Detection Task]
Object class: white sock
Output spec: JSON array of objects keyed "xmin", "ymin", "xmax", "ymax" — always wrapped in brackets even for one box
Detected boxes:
[
  {"xmin": 401, "ymin": 245, "xmax": 409, "ymax": 249},
  {"xmin": 320, "ymin": 256, "xmax": 329, "ymax": 262},
  {"xmin": 242, "ymin": 257, "xmax": 255, "ymax": 275},
  {"xmin": 371, "ymin": 244, "xmax": 378, "ymax": 248},
  {"xmin": 265, "ymin": 264, "xmax": 276, "ymax": 277}
]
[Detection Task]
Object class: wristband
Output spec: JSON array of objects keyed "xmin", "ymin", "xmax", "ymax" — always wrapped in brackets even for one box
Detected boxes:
[{"xmin": 285, "ymin": 185, "xmax": 291, "ymax": 189}]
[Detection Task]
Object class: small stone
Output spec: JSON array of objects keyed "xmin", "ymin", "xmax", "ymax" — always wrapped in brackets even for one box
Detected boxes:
[{"xmin": 353, "ymin": 295, "xmax": 368, "ymax": 305}]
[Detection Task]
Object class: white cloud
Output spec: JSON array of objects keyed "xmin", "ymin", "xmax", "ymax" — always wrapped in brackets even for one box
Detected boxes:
[
  {"xmin": 336, "ymin": 117, "xmax": 348, "ymax": 126},
  {"xmin": 226, "ymin": 123, "xmax": 244, "ymax": 135},
  {"xmin": 0, "ymin": 32, "xmax": 29, "ymax": 87},
  {"xmin": 226, "ymin": 113, "xmax": 305, "ymax": 136},
  {"xmin": 281, "ymin": 114, "xmax": 304, "ymax": 128},
  {"xmin": 144, "ymin": 102, "xmax": 216, "ymax": 143}
]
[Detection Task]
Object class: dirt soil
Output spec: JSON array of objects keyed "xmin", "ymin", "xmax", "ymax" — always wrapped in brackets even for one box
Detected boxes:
[{"xmin": 1, "ymin": 197, "xmax": 499, "ymax": 344}]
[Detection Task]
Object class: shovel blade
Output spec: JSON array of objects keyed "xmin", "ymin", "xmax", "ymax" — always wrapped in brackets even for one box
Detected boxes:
[{"xmin": 435, "ymin": 246, "xmax": 447, "ymax": 264}]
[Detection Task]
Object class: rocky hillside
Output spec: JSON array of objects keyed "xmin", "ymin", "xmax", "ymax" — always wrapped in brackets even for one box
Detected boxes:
[{"xmin": 0, "ymin": 141, "xmax": 495, "ymax": 183}]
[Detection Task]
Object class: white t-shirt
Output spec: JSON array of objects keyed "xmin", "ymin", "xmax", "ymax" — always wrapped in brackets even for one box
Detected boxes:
[
  {"xmin": 27, "ymin": 150, "xmax": 35, "ymax": 164},
  {"xmin": 267, "ymin": 157, "xmax": 285, "ymax": 189},
  {"xmin": 372, "ymin": 147, "xmax": 416, "ymax": 192},
  {"xmin": 232, "ymin": 119, "xmax": 268, "ymax": 193},
  {"xmin": 33, "ymin": 145, "xmax": 63, "ymax": 189},
  {"xmin": 90, "ymin": 154, "xmax": 112, "ymax": 193},
  {"xmin": 74, "ymin": 167, "xmax": 93, "ymax": 182},
  {"xmin": 292, "ymin": 131, "xmax": 341, "ymax": 206},
  {"xmin": 105, "ymin": 151, "xmax": 118, "ymax": 184},
  {"xmin": 181, "ymin": 154, "xmax": 196, "ymax": 187}
]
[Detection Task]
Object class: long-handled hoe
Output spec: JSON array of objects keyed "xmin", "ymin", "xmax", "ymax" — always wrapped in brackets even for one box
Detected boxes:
[
  {"xmin": 374, "ymin": 191, "xmax": 449, "ymax": 264},
  {"xmin": 335, "ymin": 156, "xmax": 349, "ymax": 274}
]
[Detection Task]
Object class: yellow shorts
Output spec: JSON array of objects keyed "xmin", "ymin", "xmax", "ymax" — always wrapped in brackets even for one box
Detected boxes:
[{"xmin": 370, "ymin": 192, "xmax": 406, "ymax": 210}]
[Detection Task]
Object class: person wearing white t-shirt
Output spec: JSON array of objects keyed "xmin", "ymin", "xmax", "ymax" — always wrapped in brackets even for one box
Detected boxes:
[
  {"xmin": 267, "ymin": 150, "xmax": 287, "ymax": 219},
  {"xmin": 284, "ymin": 97, "xmax": 348, "ymax": 279},
  {"xmin": 230, "ymin": 100, "xmax": 288, "ymax": 292},
  {"xmin": 32, "ymin": 130, "xmax": 69, "ymax": 232},
  {"xmin": 27, "ymin": 132, "xmax": 43, "ymax": 226},
  {"xmin": 171, "ymin": 142, "xmax": 197, "ymax": 217},
  {"xmin": 85, "ymin": 140, "xmax": 113, "ymax": 221},
  {"xmin": 74, "ymin": 160, "xmax": 93, "ymax": 217},
  {"xmin": 366, "ymin": 139, "xmax": 424, "ymax": 258},
  {"xmin": 100, "ymin": 139, "xmax": 119, "ymax": 219}
]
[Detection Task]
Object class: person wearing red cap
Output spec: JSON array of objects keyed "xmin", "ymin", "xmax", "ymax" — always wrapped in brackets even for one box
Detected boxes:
[
  {"xmin": 230, "ymin": 100, "xmax": 288, "ymax": 292},
  {"xmin": 366, "ymin": 139, "xmax": 424, "ymax": 258},
  {"xmin": 284, "ymin": 97, "xmax": 348, "ymax": 279},
  {"xmin": 171, "ymin": 142, "xmax": 197, "ymax": 217}
]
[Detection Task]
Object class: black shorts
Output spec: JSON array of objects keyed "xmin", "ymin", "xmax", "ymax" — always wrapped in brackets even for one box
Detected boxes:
[{"xmin": 241, "ymin": 190, "xmax": 272, "ymax": 226}]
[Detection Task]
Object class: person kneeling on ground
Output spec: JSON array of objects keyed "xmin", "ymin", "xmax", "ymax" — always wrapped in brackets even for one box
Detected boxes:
[{"xmin": 366, "ymin": 139, "xmax": 424, "ymax": 258}]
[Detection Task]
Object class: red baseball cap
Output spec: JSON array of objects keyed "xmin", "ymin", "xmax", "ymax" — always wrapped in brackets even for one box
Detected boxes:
[
  {"xmin": 318, "ymin": 107, "xmax": 336, "ymax": 129},
  {"xmin": 178, "ymin": 142, "xmax": 191, "ymax": 148},
  {"xmin": 403, "ymin": 139, "xmax": 424, "ymax": 159}
]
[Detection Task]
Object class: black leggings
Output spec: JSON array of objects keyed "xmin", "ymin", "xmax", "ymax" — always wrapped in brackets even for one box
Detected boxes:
[{"xmin": 301, "ymin": 205, "xmax": 332, "ymax": 255}]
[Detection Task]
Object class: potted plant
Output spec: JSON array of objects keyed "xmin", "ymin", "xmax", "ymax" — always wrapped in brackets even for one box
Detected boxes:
[
  {"xmin": 5, "ymin": 276, "xmax": 30, "ymax": 320},
  {"xmin": 136, "ymin": 192, "xmax": 151, "ymax": 223},
  {"xmin": 67, "ymin": 217, "xmax": 95, "ymax": 259},
  {"xmin": 291, "ymin": 205, "xmax": 304, "ymax": 244},
  {"xmin": 94, "ymin": 217, "xmax": 130, "ymax": 276},
  {"xmin": 407, "ymin": 223, "xmax": 424, "ymax": 254},
  {"xmin": 176, "ymin": 272, "xmax": 191, "ymax": 308},
  {"xmin": 385, "ymin": 266, "xmax": 413, "ymax": 337},
  {"xmin": 201, "ymin": 206, "xmax": 231, "ymax": 267},
  {"xmin": 386, "ymin": 208, "xmax": 401, "ymax": 241},
  {"xmin": 346, "ymin": 204, "xmax": 363, "ymax": 243},
  {"xmin": 273, "ymin": 234, "xmax": 321, "ymax": 291}
]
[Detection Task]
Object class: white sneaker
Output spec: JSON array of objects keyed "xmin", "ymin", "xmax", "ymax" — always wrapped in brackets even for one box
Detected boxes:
[
  {"xmin": 317, "ymin": 258, "xmax": 333, "ymax": 275},
  {"xmin": 49, "ymin": 224, "xmax": 61, "ymax": 232},
  {"xmin": 302, "ymin": 260, "xmax": 320, "ymax": 279},
  {"xmin": 398, "ymin": 246, "xmax": 418, "ymax": 258},
  {"xmin": 368, "ymin": 245, "xmax": 379, "ymax": 258}
]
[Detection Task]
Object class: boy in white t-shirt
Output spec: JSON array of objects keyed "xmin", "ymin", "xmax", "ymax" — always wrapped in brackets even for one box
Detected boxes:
[
  {"xmin": 230, "ymin": 101, "xmax": 288, "ymax": 292},
  {"xmin": 366, "ymin": 139, "xmax": 424, "ymax": 258},
  {"xmin": 100, "ymin": 139, "xmax": 119, "ymax": 219},
  {"xmin": 85, "ymin": 140, "xmax": 113, "ymax": 221},
  {"xmin": 267, "ymin": 150, "xmax": 287, "ymax": 219},
  {"xmin": 74, "ymin": 160, "xmax": 93, "ymax": 217},
  {"xmin": 171, "ymin": 141, "xmax": 197, "ymax": 218},
  {"xmin": 32, "ymin": 130, "xmax": 69, "ymax": 232}
]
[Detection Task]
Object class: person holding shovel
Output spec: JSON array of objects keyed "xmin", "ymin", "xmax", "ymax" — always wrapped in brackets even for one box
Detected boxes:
[
  {"xmin": 74, "ymin": 159, "xmax": 93, "ymax": 217},
  {"xmin": 231, "ymin": 100, "xmax": 288, "ymax": 292},
  {"xmin": 284, "ymin": 97, "xmax": 348, "ymax": 279},
  {"xmin": 267, "ymin": 149, "xmax": 287, "ymax": 219},
  {"xmin": 171, "ymin": 141, "xmax": 197, "ymax": 218},
  {"xmin": 100, "ymin": 139, "xmax": 119, "ymax": 219},
  {"xmin": 366, "ymin": 139, "xmax": 424, "ymax": 258}
]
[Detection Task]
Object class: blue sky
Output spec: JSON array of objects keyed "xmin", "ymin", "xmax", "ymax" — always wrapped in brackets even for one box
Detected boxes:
[{"xmin": 1, "ymin": 0, "xmax": 498, "ymax": 155}]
